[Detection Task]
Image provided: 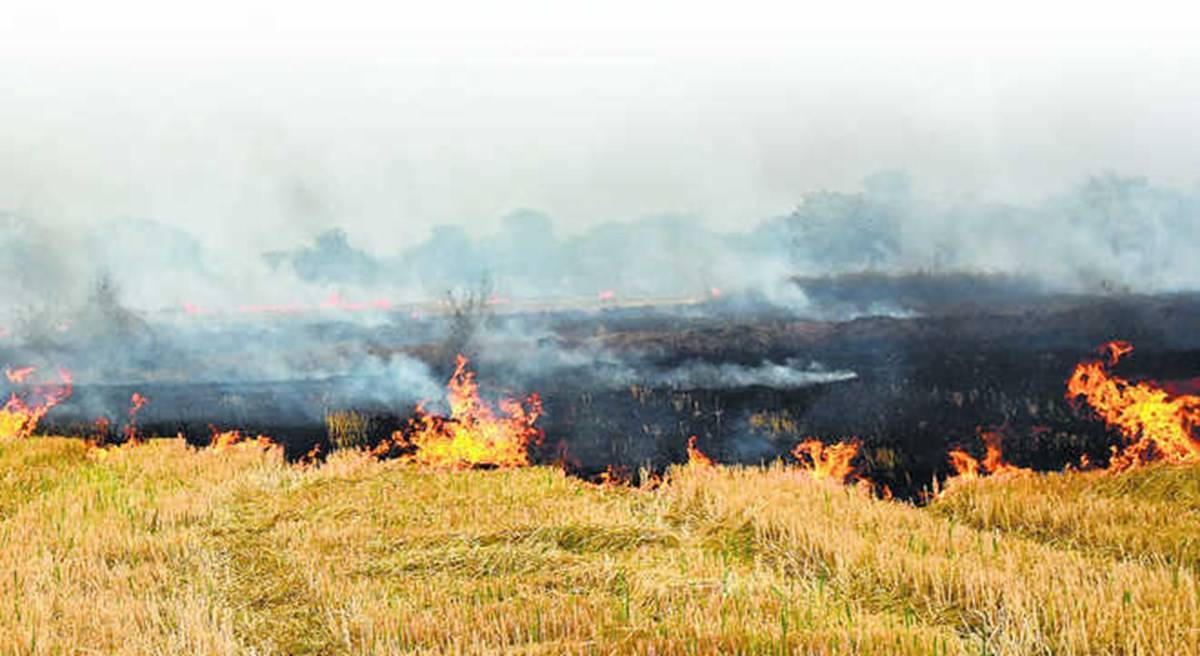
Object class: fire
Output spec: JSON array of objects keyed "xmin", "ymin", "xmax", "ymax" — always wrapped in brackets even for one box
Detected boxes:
[
  {"xmin": 321, "ymin": 292, "xmax": 392, "ymax": 312},
  {"xmin": 975, "ymin": 430, "xmax": 1028, "ymax": 476},
  {"xmin": 1067, "ymin": 341, "xmax": 1200, "ymax": 470},
  {"xmin": 124, "ymin": 392, "xmax": 148, "ymax": 442},
  {"xmin": 86, "ymin": 435, "xmax": 140, "ymax": 461},
  {"xmin": 686, "ymin": 435, "xmax": 716, "ymax": 467},
  {"xmin": 93, "ymin": 417, "xmax": 112, "ymax": 440},
  {"xmin": 209, "ymin": 428, "xmax": 277, "ymax": 452},
  {"xmin": 0, "ymin": 367, "xmax": 73, "ymax": 439},
  {"xmin": 382, "ymin": 355, "xmax": 542, "ymax": 468},
  {"xmin": 1101, "ymin": 340, "xmax": 1134, "ymax": 365},
  {"xmin": 181, "ymin": 302, "xmax": 211, "ymax": 315},
  {"xmin": 598, "ymin": 464, "xmax": 632, "ymax": 486},
  {"xmin": 297, "ymin": 442, "xmax": 324, "ymax": 466},
  {"xmin": 790, "ymin": 438, "xmax": 860, "ymax": 484},
  {"xmin": 210, "ymin": 429, "xmax": 245, "ymax": 450},
  {"xmin": 947, "ymin": 448, "xmax": 981, "ymax": 481},
  {"xmin": 946, "ymin": 430, "xmax": 1030, "ymax": 484},
  {"xmin": 5, "ymin": 366, "xmax": 35, "ymax": 384}
]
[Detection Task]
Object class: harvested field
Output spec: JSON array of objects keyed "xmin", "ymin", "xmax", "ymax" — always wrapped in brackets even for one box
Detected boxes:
[{"xmin": 1, "ymin": 436, "xmax": 1197, "ymax": 654}]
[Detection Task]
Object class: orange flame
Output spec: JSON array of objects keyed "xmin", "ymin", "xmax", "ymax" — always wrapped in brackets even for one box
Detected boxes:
[
  {"xmin": 1, "ymin": 367, "xmax": 73, "ymax": 439},
  {"xmin": 1067, "ymin": 341, "xmax": 1200, "ymax": 470},
  {"xmin": 980, "ymin": 430, "xmax": 1028, "ymax": 476},
  {"xmin": 123, "ymin": 392, "xmax": 148, "ymax": 443},
  {"xmin": 93, "ymin": 416, "xmax": 112, "ymax": 439},
  {"xmin": 790, "ymin": 438, "xmax": 860, "ymax": 484},
  {"xmin": 387, "ymin": 355, "xmax": 542, "ymax": 468},
  {"xmin": 947, "ymin": 448, "xmax": 981, "ymax": 481},
  {"xmin": 86, "ymin": 432, "xmax": 141, "ymax": 460},
  {"xmin": 298, "ymin": 442, "xmax": 324, "ymax": 466},
  {"xmin": 1101, "ymin": 340, "xmax": 1134, "ymax": 365},
  {"xmin": 598, "ymin": 463, "xmax": 632, "ymax": 486},
  {"xmin": 209, "ymin": 428, "xmax": 277, "ymax": 452},
  {"xmin": 686, "ymin": 435, "xmax": 716, "ymax": 467},
  {"xmin": 5, "ymin": 366, "xmax": 35, "ymax": 384},
  {"xmin": 946, "ymin": 430, "xmax": 1030, "ymax": 484}
]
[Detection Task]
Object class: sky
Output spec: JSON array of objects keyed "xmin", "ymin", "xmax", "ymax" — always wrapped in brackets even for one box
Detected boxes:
[{"xmin": 1, "ymin": 1, "xmax": 1198, "ymax": 257}]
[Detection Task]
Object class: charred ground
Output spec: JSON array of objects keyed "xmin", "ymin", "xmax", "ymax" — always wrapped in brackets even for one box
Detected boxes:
[{"xmin": 20, "ymin": 277, "xmax": 1200, "ymax": 500}]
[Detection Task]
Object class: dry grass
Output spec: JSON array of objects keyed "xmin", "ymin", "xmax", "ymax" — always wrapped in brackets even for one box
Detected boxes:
[
  {"xmin": 0, "ymin": 436, "xmax": 280, "ymax": 654},
  {"xmin": 326, "ymin": 410, "xmax": 372, "ymax": 452},
  {"xmin": 930, "ymin": 464, "xmax": 1200, "ymax": 571},
  {"xmin": 0, "ymin": 437, "xmax": 1197, "ymax": 654}
]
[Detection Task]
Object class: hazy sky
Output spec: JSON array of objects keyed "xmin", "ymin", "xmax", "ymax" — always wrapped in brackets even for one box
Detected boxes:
[{"xmin": 2, "ymin": 1, "xmax": 1198, "ymax": 256}]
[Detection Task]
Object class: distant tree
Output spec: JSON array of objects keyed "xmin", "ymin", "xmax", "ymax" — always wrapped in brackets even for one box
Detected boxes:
[
  {"xmin": 264, "ymin": 228, "xmax": 383, "ymax": 286},
  {"xmin": 74, "ymin": 271, "xmax": 148, "ymax": 342},
  {"xmin": 495, "ymin": 210, "xmax": 560, "ymax": 289},
  {"xmin": 786, "ymin": 189, "xmax": 901, "ymax": 270},
  {"xmin": 1064, "ymin": 172, "xmax": 1186, "ymax": 286},
  {"xmin": 1074, "ymin": 173, "xmax": 1153, "ymax": 254},
  {"xmin": 435, "ymin": 275, "xmax": 494, "ymax": 375}
]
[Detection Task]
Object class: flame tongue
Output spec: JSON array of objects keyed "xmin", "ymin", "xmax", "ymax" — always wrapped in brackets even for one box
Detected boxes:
[
  {"xmin": 0, "ymin": 367, "xmax": 73, "ymax": 439},
  {"xmin": 5, "ymin": 367, "xmax": 35, "ymax": 384},
  {"xmin": 124, "ymin": 393, "xmax": 149, "ymax": 442},
  {"xmin": 791, "ymin": 438, "xmax": 860, "ymax": 484},
  {"xmin": 946, "ymin": 430, "xmax": 1029, "ymax": 484},
  {"xmin": 401, "ymin": 355, "xmax": 542, "ymax": 468},
  {"xmin": 1067, "ymin": 341, "xmax": 1200, "ymax": 469},
  {"xmin": 209, "ymin": 428, "xmax": 276, "ymax": 451},
  {"xmin": 947, "ymin": 448, "xmax": 982, "ymax": 481},
  {"xmin": 686, "ymin": 435, "xmax": 716, "ymax": 467}
]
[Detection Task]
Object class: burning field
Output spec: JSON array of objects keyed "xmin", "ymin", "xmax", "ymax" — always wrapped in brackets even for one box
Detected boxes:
[
  {"xmin": 8, "ymin": 14, "xmax": 1200, "ymax": 651},
  {"xmin": 1, "ymin": 290, "xmax": 1199, "ymax": 654}
]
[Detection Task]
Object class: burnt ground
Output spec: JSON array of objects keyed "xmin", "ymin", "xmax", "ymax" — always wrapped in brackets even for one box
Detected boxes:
[{"xmin": 28, "ymin": 288, "xmax": 1200, "ymax": 499}]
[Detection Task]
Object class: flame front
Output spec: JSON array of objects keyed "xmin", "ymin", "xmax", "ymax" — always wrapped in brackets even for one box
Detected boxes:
[
  {"xmin": 124, "ymin": 392, "xmax": 149, "ymax": 442},
  {"xmin": 946, "ymin": 430, "xmax": 1029, "ymax": 484},
  {"xmin": 395, "ymin": 355, "xmax": 542, "ymax": 468},
  {"xmin": 790, "ymin": 438, "xmax": 860, "ymax": 484},
  {"xmin": 686, "ymin": 435, "xmax": 716, "ymax": 467},
  {"xmin": 1067, "ymin": 341, "xmax": 1200, "ymax": 469},
  {"xmin": 5, "ymin": 367, "xmax": 35, "ymax": 384},
  {"xmin": 0, "ymin": 367, "xmax": 73, "ymax": 439},
  {"xmin": 209, "ymin": 428, "xmax": 277, "ymax": 452},
  {"xmin": 947, "ymin": 448, "xmax": 981, "ymax": 481}
]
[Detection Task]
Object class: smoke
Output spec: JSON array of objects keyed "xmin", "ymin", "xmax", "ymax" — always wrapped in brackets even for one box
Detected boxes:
[
  {"xmin": 649, "ymin": 359, "xmax": 857, "ymax": 390},
  {"xmin": 14, "ymin": 169, "xmax": 1192, "ymax": 318},
  {"xmin": 1, "ymin": 169, "xmax": 1198, "ymax": 359},
  {"xmin": 431, "ymin": 311, "xmax": 858, "ymax": 395},
  {"xmin": 1, "ymin": 168, "xmax": 1198, "ymax": 437},
  {"xmin": 3, "ymin": 168, "xmax": 1199, "ymax": 334},
  {"xmin": 193, "ymin": 172, "xmax": 1200, "ymax": 303},
  {"xmin": 769, "ymin": 170, "xmax": 1200, "ymax": 294}
]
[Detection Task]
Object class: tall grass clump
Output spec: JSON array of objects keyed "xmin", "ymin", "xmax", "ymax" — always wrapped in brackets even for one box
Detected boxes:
[{"xmin": 326, "ymin": 409, "xmax": 371, "ymax": 451}]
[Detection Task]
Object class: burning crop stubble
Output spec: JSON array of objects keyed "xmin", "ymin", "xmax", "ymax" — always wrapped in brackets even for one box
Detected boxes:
[
  {"xmin": 1, "ymin": 328, "xmax": 1199, "ymax": 653},
  {"xmin": 4, "ymin": 21, "xmax": 1200, "ymax": 651}
]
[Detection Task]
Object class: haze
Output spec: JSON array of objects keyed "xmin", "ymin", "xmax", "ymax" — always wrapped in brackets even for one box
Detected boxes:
[{"xmin": 2, "ymin": 2, "xmax": 1198, "ymax": 260}]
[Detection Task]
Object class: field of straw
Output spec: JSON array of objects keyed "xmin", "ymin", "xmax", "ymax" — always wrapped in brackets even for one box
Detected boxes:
[{"xmin": 1, "ymin": 436, "xmax": 1197, "ymax": 655}]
